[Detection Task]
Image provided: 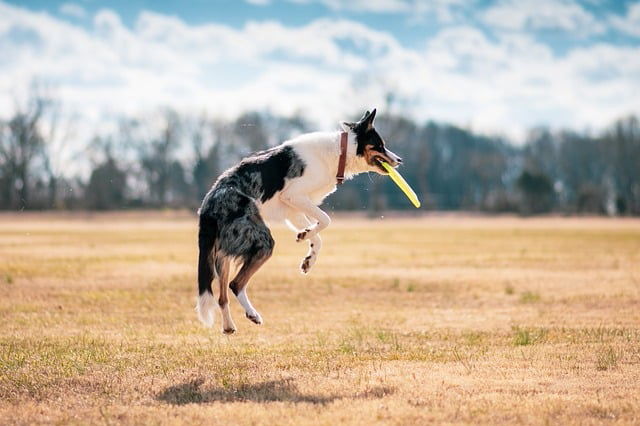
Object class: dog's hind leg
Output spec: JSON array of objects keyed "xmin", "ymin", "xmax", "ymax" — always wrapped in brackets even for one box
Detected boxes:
[
  {"xmin": 230, "ymin": 249, "xmax": 272, "ymax": 325},
  {"xmin": 230, "ymin": 236, "xmax": 273, "ymax": 325},
  {"xmin": 215, "ymin": 256, "xmax": 236, "ymax": 334},
  {"xmin": 286, "ymin": 212, "xmax": 322, "ymax": 274}
]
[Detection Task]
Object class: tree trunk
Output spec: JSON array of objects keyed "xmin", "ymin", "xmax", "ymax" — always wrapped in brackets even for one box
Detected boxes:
[{"xmin": 48, "ymin": 176, "xmax": 57, "ymax": 209}]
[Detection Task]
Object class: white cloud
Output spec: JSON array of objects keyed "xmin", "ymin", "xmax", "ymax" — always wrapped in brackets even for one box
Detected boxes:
[
  {"xmin": 609, "ymin": 2, "xmax": 640, "ymax": 37},
  {"xmin": 245, "ymin": 0, "xmax": 271, "ymax": 5},
  {"xmin": 59, "ymin": 2, "xmax": 86, "ymax": 19},
  {"xmin": 303, "ymin": 0, "xmax": 412, "ymax": 13},
  {"xmin": 482, "ymin": 0, "xmax": 605, "ymax": 36},
  {"xmin": 251, "ymin": 0, "xmax": 468, "ymax": 22},
  {"xmin": 0, "ymin": 0, "xmax": 638, "ymax": 149},
  {"xmin": 415, "ymin": 26, "xmax": 640, "ymax": 138}
]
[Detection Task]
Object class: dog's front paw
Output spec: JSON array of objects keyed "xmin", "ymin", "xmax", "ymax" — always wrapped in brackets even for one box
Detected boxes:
[
  {"xmin": 296, "ymin": 228, "xmax": 311, "ymax": 242},
  {"xmin": 300, "ymin": 255, "xmax": 312, "ymax": 274},
  {"xmin": 300, "ymin": 253, "xmax": 317, "ymax": 274}
]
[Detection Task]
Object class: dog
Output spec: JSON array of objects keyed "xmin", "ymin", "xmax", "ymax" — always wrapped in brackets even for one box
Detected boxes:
[{"xmin": 196, "ymin": 109, "xmax": 402, "ymax": 333}]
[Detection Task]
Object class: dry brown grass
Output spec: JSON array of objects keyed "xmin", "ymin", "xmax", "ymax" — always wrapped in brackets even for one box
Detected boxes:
[{"xmin": 1, "ymin": 212, "xmax": 640, "ymax": 425}]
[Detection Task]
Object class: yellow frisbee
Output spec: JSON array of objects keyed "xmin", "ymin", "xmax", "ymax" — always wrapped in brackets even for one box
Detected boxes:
[{"xmin": 380, "ymin": 161, "xmax": 421, "ymax": 208}]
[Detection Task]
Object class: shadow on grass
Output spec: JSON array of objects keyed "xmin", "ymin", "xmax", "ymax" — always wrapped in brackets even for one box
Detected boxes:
[{"xmin": 157, "ymin": 377, "xmax": 394, "ymax": 405}]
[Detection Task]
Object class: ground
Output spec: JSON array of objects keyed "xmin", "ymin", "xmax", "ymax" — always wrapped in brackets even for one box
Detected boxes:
[{"xmin": 1, "ymin": 212, "xmax": 639, "ymax": 425}]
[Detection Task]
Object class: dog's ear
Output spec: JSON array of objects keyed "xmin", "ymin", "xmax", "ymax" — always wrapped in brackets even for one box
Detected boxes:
[
  {"xmin": 340, "ymin": 121, "xmax": 356, "ymax": 132},
  {"xmin": 355, "ymin": 109, "xmax": 376, "ymax": 130},
  {"xmin": 364, "ymin": 108, "xmax": 376, "ymax": 130},
  {"xmin": 360, "ymin": 110, "xmax": 370, "ymax": 121}
]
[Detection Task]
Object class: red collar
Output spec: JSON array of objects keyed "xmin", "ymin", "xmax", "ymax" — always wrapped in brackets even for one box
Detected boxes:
[{"xmin": 336, "ymin": 132, "xmax": 348, "ymax": 185}]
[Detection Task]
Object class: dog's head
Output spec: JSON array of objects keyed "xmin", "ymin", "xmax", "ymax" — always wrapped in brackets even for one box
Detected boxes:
[{"xmin": 342, "ymin": 109, "xmax": 402, "ymax": 175}]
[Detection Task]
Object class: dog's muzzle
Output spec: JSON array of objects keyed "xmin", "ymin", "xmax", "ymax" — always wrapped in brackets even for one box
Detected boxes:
[{"xmin": 384, "ymin": 149, "xmax": 402, "ymax": 167}]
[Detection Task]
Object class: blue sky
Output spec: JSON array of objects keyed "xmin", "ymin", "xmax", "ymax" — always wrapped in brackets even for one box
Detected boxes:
[
  {"xmin": 8, "ymin": 0, "xmax": 638, "ymax": 46},
  {"xmin": 1, "ymin": 0, "xmax": 640, "ymax": 142}
]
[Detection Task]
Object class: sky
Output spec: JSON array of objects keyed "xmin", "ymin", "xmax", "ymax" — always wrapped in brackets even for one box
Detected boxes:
[{"xmin": 1, "ymin": 0, "xmax": 640, "ymax": 142}]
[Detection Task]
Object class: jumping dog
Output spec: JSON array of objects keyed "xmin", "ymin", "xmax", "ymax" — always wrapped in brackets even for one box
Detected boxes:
[{"xmin": 197, "ymin": 109, "xmax": 402, "ymax": 333}]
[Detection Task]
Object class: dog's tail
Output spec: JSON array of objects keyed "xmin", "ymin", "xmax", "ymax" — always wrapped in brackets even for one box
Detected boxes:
[{"xmin": 196, "ymin": 213, "xmax": 218, "ymax": 327}]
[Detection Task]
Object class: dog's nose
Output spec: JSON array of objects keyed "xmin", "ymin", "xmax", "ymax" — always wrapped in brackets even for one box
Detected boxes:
[{"xmin": 397, "ymin": 157, "xmax": 403, "ymax": 164}]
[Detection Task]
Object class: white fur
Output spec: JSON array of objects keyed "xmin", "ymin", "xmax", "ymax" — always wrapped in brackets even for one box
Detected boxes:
[
  {"xmin": 196, "ymin": 292, "xmax": 216, "ymax": 327},
  {"xmin": 285, "ymin": 131, "xmax": 372, "ymax": 202},
  {"xmin": 257, "ymin": 131, "xmax": 369, "ymax": 222},
  {"xmin": 237, "ymin": 289, "xmax": 262, "ymax": 324},
  {"xmin": 286, "ymin": 212, "xmax": 321, "ymax": 273},
  {"xmin": 220, "ymin": 303, "xmax": 236, "ymax": 333},
  {"xmin": 253, "ymin": 130, "xmax": 375, "ymax": 273}
]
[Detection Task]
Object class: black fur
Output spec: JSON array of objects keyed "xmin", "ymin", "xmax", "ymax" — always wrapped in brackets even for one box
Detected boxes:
[
  {"xmin": 233, "ymin": 146, "xmax": 305, "ymax": 202},
  {"xmin": 346, "ymin": 109, "xmax": 386, "ymax": 157},
  {"xmin": 197, "ymin": 215, "xmax": 217, "ymax": 296},
  {"xmin": 355, "ymin": 126, "xmax": 386, "ymax": 156},
  {"xmin": 197, "ymin": 145, "xmax": 306, "ymax": 296}
]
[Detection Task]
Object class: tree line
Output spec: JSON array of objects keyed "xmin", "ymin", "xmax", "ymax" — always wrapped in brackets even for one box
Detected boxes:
[{"xmin": 1, "ymin": 91, "xmax": 639, "ymax": 215}]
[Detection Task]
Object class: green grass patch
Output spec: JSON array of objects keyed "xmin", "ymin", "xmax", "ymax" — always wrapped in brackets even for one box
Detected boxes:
[
  {"xmin": 519, "ymin": 291, "xmax": 541, "ymax": 304},
  {"xmin": 512, "ymin": 327, "xmax": 548, "ymax": 346},
  {"xmin": 596, "ymin": 346, "xmax": 622, "ymax": 371}
]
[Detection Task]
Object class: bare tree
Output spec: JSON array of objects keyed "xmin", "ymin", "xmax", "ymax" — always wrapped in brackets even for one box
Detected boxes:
[
  {"xmin": 517, "ymin": 170, "xmax": 554, "ymax": 215},
  {"xmin": 41, "ymin": 104, "xmax": 75, "ymax": 209},
  {"xmin": 603, "ymin": 116, "xmax": 640, "ymax": 215},
  {"xmin": 0, "ymin": 88, "xmax": 50, "ymax": 209},
  {"xmin": 85, "ymin": 137, "xmax": 128, "ymax": 210},
  {"xmin": 128, "ymin": 109, "xmax": 184, "ymax": 207},
  {"xmin": 189, "ymin": 115, "xmax": 222, "ymax": 202},
  {"xmin": 233, "ymin": 112, "xmax": 269, "ymax": 155},
  {"xmin": 523, "ymin": 128, "xmax": 558, "ymax": 179},
  {"xmin": 557, "ymin": 131, "xmax": 607, "ymax": 213}
]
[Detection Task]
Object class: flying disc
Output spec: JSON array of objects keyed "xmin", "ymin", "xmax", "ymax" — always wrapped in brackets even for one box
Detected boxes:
[{"xmin": 379, "ymin": 161, "xmax": 421, "ymax": 208}]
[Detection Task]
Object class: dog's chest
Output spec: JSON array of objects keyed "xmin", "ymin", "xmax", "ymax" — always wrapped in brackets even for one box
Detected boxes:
[
  {"xmin": 257, "ymin": 196, "xmax": 288, "ymax": 222},
  {"xmin": 309, "ymin": 183, "xmax": 337, "ymax": 205}
]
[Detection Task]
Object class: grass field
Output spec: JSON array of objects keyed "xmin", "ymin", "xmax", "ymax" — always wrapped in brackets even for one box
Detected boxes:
[{"xmin": 1, "ymin": 213, "xmax": 640, "ymax": 425}]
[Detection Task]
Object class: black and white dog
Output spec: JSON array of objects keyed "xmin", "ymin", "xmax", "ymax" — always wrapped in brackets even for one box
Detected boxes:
[{"xmin": 197, "ymin": 109, "xmax": 402, "ymax": 333}]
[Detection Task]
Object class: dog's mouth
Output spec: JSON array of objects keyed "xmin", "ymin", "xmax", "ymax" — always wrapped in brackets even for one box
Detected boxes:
[{"xmin": 372, "ymin": 155, "xmax": 397, "ymax": 173}]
